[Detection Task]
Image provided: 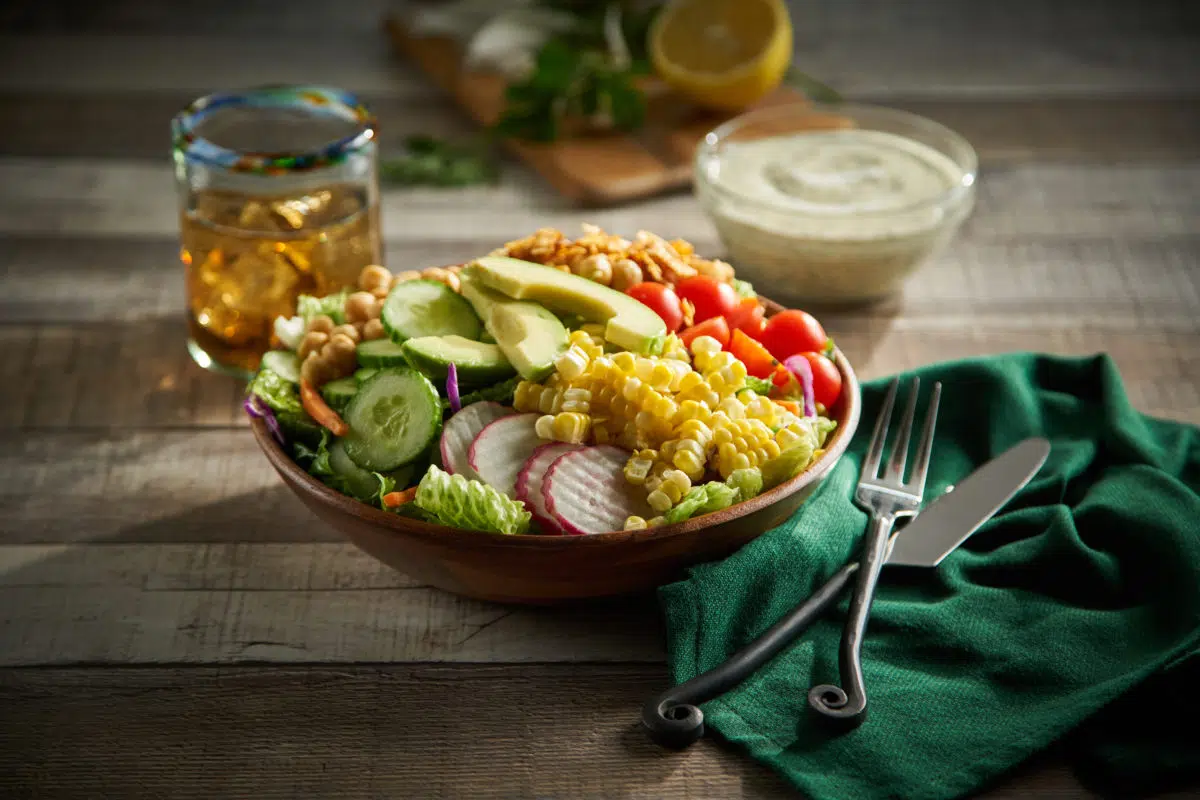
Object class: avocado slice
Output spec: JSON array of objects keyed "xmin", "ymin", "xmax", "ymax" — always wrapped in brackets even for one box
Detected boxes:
[
  {"xmin": 400, "ymin": 334, "xmax": 516, "ymax": 386},
  {"xmin": 460, "ymin": 271, "xmax": 568, "ymax": 381},
  {"xmin": 469, "ymin": 256, "xmax": 667, "ymax": 355}
]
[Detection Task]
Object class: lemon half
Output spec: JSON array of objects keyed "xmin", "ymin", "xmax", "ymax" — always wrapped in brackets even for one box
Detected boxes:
[{"xmin": 649, "ymin": 0, "xmax": 793, "ymax": 111}]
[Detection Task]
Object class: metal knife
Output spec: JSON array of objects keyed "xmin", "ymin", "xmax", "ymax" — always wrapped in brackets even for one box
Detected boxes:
[{"xmin": 642, "ymin": 437, "xmax": 1052, "ymax": 749}]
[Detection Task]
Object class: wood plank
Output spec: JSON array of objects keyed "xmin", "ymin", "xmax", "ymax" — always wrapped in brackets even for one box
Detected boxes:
[
  {"xmin": 2, "ymin": 159, "xmax": 1197, "ymax": 244},
  {"xmin": 5, "ymin": 233, "xmax": 1198, "ymax": 329},
  {"xmin": 5, "ymin": 91, "xmax": 1198, "ymax": 164},
  {"xmin": 1, "ymin": 8, "xmax": 1197, "ymax": 98},
  {"xmin": 0, "ymin": 545, "xmax": 665, "ymax": 666},
  {"xmin": 0, "ymin": 665, "xmax": 1180, "ymax": 800}
]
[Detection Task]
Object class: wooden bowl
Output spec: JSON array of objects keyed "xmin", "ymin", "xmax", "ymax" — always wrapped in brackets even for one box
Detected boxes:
[{"xmin": 249, "ymin": 314, "xmax": 861, "ymax": 604}]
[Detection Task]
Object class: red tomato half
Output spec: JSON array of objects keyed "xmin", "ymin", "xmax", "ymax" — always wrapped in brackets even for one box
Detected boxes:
[
  {"xmin": 801, "ymin": 352, "xmax": 842, "ymax": 408},
  {"xmin": 726, "ymin": 297, "xmax": 766, "ymax": 339},
  {"xmin": 674, "ymin": 276, "xmax": 737, "ymax": 323},
  {"xmin": 626, "ymin": 282, "xmax": 684, "ymax": 332},
  {"xmin": 758, "ymin": 309, "xmax": 828, "ymax": 361},
  {"xmin": 679, "ymin": 316, "xmax": 731, "ymax": 350},
  {"xmin": 729, "ymin": 329, "xmax": 779, "ymax": 379}
]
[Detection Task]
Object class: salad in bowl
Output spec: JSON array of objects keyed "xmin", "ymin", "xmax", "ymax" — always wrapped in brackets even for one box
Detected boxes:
[{"xmin": 247, "ymin": 226, "xmax": 851, "ymax": 544}]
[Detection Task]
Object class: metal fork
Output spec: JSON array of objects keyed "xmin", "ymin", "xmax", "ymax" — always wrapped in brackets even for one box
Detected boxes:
[{"xmin": 808, "ymin": 377, "xmax": 941, "ymax": 724}]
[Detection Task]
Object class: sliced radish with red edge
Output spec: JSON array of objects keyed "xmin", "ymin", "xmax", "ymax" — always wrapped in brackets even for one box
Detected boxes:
[
  {"xmin": 543, "ymin": 445, "xmax": 654, "ymax": 535},
  {"xmin": 468, "ymin": 413, "xmax": 545, "ymax": 498},
  {"xmin": 440, "ymin": 401, "xmax": 513, "ymax": 480},
  {"xmin": 515, "ymin": 443, "xmax": 583, "ymax": 534}
]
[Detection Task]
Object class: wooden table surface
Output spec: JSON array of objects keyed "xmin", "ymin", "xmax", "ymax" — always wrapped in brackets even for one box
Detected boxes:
[{"xmin": 0, "ymin": 1, "xmax": 1197, "ymax": 797}]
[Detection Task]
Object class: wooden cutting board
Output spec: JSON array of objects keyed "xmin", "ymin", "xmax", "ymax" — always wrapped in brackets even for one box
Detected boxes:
[{"xmin": 383, "ymin": 14, "xmax": 811, "ymax": 206}]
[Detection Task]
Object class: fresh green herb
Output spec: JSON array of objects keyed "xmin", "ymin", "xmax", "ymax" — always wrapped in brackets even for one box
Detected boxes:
[
  {"xmin": 380, "ymin": 135, "xmax": 499, "ymax": 187},
  {"xmin": 823, "ymin": 337, "xmax": 837, "ymax": 359},
  {"xmin": 744, "ymin": 375, "xmax": 774, "ymax": 395},
  {"xmin": 731, "ymin": 279, "xmax": 757, "ymax": 299}
]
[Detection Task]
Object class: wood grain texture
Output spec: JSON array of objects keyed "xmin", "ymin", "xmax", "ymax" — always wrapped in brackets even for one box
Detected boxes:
[
  {"xmin": 0, "ymin": 544, "xmax": 666, "ymax": 666},
  {"xmin": 0, "ymin": 665, "xmax": 1167, "ymax": 800},
  {"xmin": 2, "ymin": 159, "xmax": 1197, "ymax": 244},
  {"xmin": 1, "ymin": 0, "xmax": 1197, "ymax": 98},
  {"xmin": 4, "ymin": 232, "xmax": 1198, "ymax": 328}
]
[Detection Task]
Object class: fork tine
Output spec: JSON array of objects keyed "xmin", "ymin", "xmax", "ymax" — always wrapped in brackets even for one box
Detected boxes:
[
  {"xmin": 884, "ymin": 377, "xmax": 920, "ymax": 482},
  {"xmin": 863, "ymin": 378, "xmax": 898, "ymax": 479},
  {"xmin": 906, "ymin": 381, "xmax": 942, "ymax": 494}
]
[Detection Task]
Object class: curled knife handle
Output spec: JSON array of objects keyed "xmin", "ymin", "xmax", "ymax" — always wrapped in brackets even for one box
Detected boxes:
[
  {"xmin": 808, "ymin": 514, "xmax": 895, "ymax": 725},
  {"xmin": 642, "ymin": 562, "xmax": 858, "ymax": 749}
]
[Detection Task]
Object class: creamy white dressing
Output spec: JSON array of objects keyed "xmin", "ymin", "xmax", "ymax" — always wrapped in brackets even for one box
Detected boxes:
[
  {"xmin": 697, "ymin": 127, "xmax": 974, "ymax": 303},
  {"xmin": 714, "ymin": 130, "xmax": 964, "ymax": 237}
]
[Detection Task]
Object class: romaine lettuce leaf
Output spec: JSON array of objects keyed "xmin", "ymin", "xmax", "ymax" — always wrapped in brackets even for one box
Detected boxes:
[
  {"xmin": 249, "ymin": 365, "xmax": 321, "ymax": 444},
  {"xmin": 415, "ymin": 465, "xmax": 531, "ymax": 534},
  {"xmin": 297, "ymin": 289, "xmax": 350, "ymax": 325}
]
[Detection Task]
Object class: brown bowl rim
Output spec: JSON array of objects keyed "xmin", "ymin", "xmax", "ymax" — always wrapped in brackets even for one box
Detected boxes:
[{"xmin": 249, "ymin": 310, "xmax": 860, "ymax": 549}]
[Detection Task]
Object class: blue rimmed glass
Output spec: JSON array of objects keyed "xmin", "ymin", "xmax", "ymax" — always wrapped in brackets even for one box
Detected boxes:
[{"xmin": 173, "ymin": 85, "xmax": 381, "ymax": 378}]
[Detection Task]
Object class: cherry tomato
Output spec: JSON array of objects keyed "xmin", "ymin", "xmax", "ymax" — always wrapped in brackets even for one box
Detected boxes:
[
  {"xmin": 729, "ymin": 329, "xmax": 779, "ymax": 379},
  {"xmin": 725, "ymin": 297, "xmax": 766, "ymax": 339},
  {"xmin": 674, "ymin": 276, "xmax": 737, "ymax": 324},
  {"xmin": 679, "ymin": 316, "xmax": 731, "ymax": 350},
  {"xmin": 758, "ymin": 309, "xmax": 828, "ymax": 361},
  {"xmin": 801, "ymin": 352, "xmax": 842, "ymax": 408},
  {"xmin": 626, "ymin": 282, "xmax": 684, "ymax": 332}
]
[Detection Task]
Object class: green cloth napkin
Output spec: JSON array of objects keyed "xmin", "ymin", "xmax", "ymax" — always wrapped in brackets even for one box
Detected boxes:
[{"xmin": 659, "ymin": 353, "xmax": 1200, "ymax": 799}]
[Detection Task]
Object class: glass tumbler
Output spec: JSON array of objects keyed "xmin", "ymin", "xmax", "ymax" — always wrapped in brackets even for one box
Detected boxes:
[{"xmin": 173, "ymin": 85, "xmax": 382, "ymax": 378}]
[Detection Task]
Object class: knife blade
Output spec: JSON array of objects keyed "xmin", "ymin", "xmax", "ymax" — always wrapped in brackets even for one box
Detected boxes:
[{"xmin": 885, "ymin": 437, "xmax": 1051, "ymax": 567}]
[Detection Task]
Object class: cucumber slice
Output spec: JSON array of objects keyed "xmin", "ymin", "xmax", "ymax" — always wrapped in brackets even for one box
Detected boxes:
[
  {"xmin": 401, "ymin": 335, "xmax": 515, "ymax": 386},
  {"xmin": 354, "ymin": 367, "xmax": 379, "ymax": 383},
  {"xmin": 381, "ymin": 279, "xmax": 482, "ymax": 342},
  {"xmin": 356, "ymin": 338, "xmax": 409, "ymax": 368},
  {"xmin": 328, "ymin": 439, "xmax": 384, "ymax": 501},
  {"xmin": 320, "ymin": 377, "xmax": 358, "ymax": 413},
  {"xmin": 342, "ymin": 368, "xmax": 442, "ymax": 471},
  {"xmin": 261, "ymin": 350, "xmax": 300, "ymax": 383}
]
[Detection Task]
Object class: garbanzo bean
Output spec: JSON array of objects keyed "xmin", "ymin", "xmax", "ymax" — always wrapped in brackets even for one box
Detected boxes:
[
  {"xmin": 297, "ymin": 331, "xmax": 329, "ymax": 360},
  {"xmin": 362, "ymin": 318, "xmax": 386, "ymax": 341},
  {"xmin": 421, "ymin": 267, "xmax": 460, "ymax": 293},
  {"xmin": 611, "ymin": 258, "xmax": 642, "ymax": 291},
  {"xmin": 331, "ymin": 324, "xmax": 360, "ymax": 344},
  {"xmin": 308, "ymin": 315, "xmax": 335, "ymax": 335},
  {"xmin": 358, "ymin": 264, "xmax": 392, "ymax": 292},
  {"xmin": 344, "ymin": 291, "xmax": 378, "ymax": 325}
]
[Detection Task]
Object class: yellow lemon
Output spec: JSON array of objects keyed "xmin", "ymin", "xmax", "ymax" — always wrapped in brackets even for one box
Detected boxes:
[{"xmin": 649, "ymin": 0, "xmax": 793, "ymax": 111}]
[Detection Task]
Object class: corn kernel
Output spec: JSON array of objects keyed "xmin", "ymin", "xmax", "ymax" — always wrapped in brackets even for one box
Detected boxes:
[
  {"xmin": 745, "ymin": 419, "xmax": 774, "ymax": 442},
  {"xmin": 648, "ymin": 516, "xmax": 667, "ymax": 527},
  {"xmin": 760, "ymin": 440, "xmax": 782, "ymax": 460},
  {"xmin": 719, "ymin": 396, "xmax": 746, "ymax": 420},
  {"xmin": 624, "ymin": 515, "xmax": 648, "ymax": 531},
  {"xmin": 514, "ymin": 381, "xmax": 542, "ymax": 413},
  {"xmin": 718, "ymin": 441, "xmax": 737, "ymax": 463},
  {"xmin": 673, "ymin": 450, "xmax": 705, "ymax": 479},
  {"xmin": 690, "ymin": 335, "xmax": 723, "ymax": 358},
  {"xmin": 620, "ymin": 376, "xmax": 643, "ymax": 402},
  {"xmin": 677, "ymin": 419, "xmax": 713, "ymax": 443},
  {"xmin": 647, "ymin": 489, "xmax": 673, "ymax": 512},
  {"xmin": 728, "ymin": 360, "xmax": 748, "ymax": 382},
  {"xmin": 551, "ymin": 412, "xmax": 591, "ymax": 444},
  {"xmin": 675, "ymin": 438, "xmax": 706, "ymax": 460},
  {"xmin": 612, "ymin": 351, "xmax": 637, "ymax": 374},
  {"xmin": 676, "ymin": 371, "xmax": 704, "ymax": 394},
  {"xmin": 664, "ymin": 360, "xmax": 692, "ymax": 390},
  {"xmin": 713, "ymin": 426, "xmax": 734, "ymax": 446},
  {"xmin": 633, "ymin": 358, "xmax": 656, "ymax": 383},
  {"xmin": 746, "ymin": 396, "xmax": 774, "ymax": 419},
  {"xmin": 732, "ymin": 453, "xmax": 752, "ymax": 472},
  {"xmin": 535, "ymin": 414, "xmax": 555, "ymax": 440},
  {"xmin": 561, "ymin": 400, "xmax": 590, "ymax": 413},
  {"xmin": 624, "ymin": 453, "xmax": 655, "ymax": 485},
  {"xmin": 703, "ymin": 351, "xmax": 737, "ymax": 374},
  {"xmin": 555, "ymin": 345, "xmax": 590, "ymax": 381},
  {"xmin": 776, "ymin": 424, "xmax": 805, "ymax": 451},
  {"xmin": 736, "ymin": 389, "xmax": 757, "ymax": 404},
  {"xmin": 538, "ymin": 388, "xmax": 562, "ymax": 415},
  {"xmin": 648, "ymin": 362, "xmax": 675, "ymax": 392}
]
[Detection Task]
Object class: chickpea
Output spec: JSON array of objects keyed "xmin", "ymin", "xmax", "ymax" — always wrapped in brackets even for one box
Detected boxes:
[
  {"xmin": 611, "ymin": 258, "xmax": 642, "ymax": 291},
  {"xmin": 344, "ymin": 291, "xmax": 378, "ymax": 325},
  {"xmin": 421, "ymin": 267, "xmax": 460, "ymax": 293},
  {"xmin": 391, "ymin": 270, "xmax": 422, "ymax": 288},
  {"xmin": 574, "ymin": 253, "xmax": 612, "ymax": 286},
  {"xmin": 331, "ymin": 324, "xmax": 360, "ymax": 344},
  {"xmin": 300, "ymin": 353, "xmax": 328, "ymax": 385},
  {"xmin": 358, "ymin": 264, "xmax": 392, "ymax": 292},
  {"xmin": 308, "ymin": 315, "xmax": 335, "ymax": 335},
  {"xmin": 297, "ymin": 331, "xmax": 329, "ymax": 360},
  {"xmin": 370, "ymin": 285, "xmax": 390, "ymax": 301},
  {"xmin": 362, "ymin": 318, "xmax": 386, "ymax": 341}
]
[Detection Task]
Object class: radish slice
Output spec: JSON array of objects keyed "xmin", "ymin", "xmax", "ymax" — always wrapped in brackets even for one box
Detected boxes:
[
  {"xmin": 468, "ymin": 413, "xmax": 545, "ymax": 498},
  {"xmin": 515, "ymin": 443, "xmax": 583, "ymax": 534},
  {"xmin": 543, "ymin": 445, "xmax": 655, "ymax": 535},
  {"xmin": 440, "ymin": 401, "xmax": 513, "ymax": 480}
]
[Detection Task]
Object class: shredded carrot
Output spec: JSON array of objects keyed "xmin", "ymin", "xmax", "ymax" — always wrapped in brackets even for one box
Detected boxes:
[
  {"xmin": 382, "ymin": 487, "xmax": 419, "ymax": 508},
  {"xmin": 776, "ymin": 400, "xmax": 802, "ymax": 416},
  {"xmin": 300, "ymin": 379, "xmax": 349, "ymax": 436}
]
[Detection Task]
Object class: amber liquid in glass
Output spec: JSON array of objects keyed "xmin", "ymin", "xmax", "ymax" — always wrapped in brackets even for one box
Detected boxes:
[{"xmin": 182, "ymin": 184, "xmax": 381, "ymax": 375}]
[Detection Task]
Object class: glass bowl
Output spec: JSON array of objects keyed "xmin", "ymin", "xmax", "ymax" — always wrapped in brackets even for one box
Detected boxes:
[{"xmin": 694, "ymin": 102, "xmax": 977, "ymax": 305}]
